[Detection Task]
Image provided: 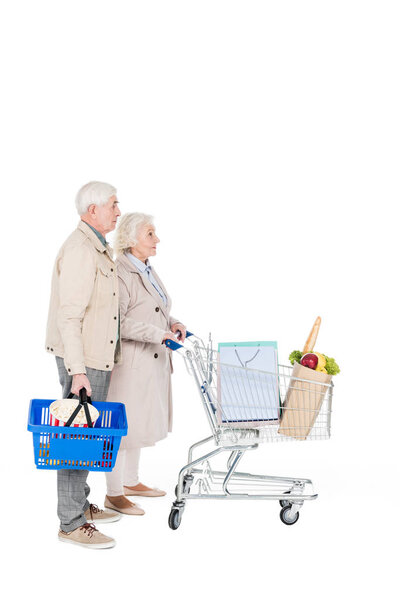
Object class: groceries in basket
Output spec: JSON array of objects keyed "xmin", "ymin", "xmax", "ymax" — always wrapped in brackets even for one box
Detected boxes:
[
  {"xmin": 279, "ymin": 317, "xmax": 337, "ymax": 440},
  {"xmin": 28, "ymin": 397, "xmax": 128, "ymax": 471},
  {"xmin": 49, "ymin": 398, "xmax": 99, "ymax": 428},
  {"xmin": 217, "ymin": 341, "xmax": 280, "ymax": 426},
  {"xmin": 288, "ymin": 316, "xmax": 340, "ymax": 375},
  {"xmin": 289, "ymin": 351, "xmax": 340, "ymax": 375}
]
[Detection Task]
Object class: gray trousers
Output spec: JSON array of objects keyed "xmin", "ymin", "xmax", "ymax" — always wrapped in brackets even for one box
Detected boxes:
[{"xmin": 56, "ymin": 357, "xmax": 111, "ymax": 532}]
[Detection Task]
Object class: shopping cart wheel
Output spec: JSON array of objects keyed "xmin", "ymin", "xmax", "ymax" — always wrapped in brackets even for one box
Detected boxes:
[
  {"xmin": 279, "ymin": 491, "xmax": 292, "ymax": 508},
  {"xmin": 279, "ymin": 506, "xmax": 300, "ymax": 526},
  {"xmin": 168, "ymin": 508, "xmax": 182, "ymax": 530}
]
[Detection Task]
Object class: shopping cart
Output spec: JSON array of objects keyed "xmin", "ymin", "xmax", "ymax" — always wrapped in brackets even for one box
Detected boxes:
[{"xmin": 166, "ymin": 332, "xmax": 333, "ymax": 528}]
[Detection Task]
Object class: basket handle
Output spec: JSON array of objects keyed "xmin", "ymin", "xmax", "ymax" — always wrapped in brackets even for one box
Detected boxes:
[
  {"xmin": 67, "ymin": 388, "xmax": 93, "ymax": 404},
  {"xmin": 65, "ymin": 388, "xmax": 94, "ymax": 428}
]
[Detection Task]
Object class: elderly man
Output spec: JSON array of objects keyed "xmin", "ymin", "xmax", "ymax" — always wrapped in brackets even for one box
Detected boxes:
[{"xmin": 46, "ymin": 181, "xmax": 122, "ymax": 549}]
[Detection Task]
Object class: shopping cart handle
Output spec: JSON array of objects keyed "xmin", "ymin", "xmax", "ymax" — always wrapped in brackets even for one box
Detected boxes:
[
  {"xmin": 164, "ymin": 330, "xmax": 193, "ymax": 351},
  {"xmin": 165, "ymin": 339, "xmax": 182, "ymax": 350}
]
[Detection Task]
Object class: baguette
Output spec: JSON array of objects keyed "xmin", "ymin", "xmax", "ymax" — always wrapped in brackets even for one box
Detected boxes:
[{"xmin": 302, "ymin": 316, "xmax": 321, "ymax": 354}]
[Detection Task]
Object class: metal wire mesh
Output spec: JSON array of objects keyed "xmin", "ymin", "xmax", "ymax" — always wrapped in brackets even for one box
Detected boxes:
[{"xmin": 181, "ymin": 336, "xmax": 333, "ymax": 445}]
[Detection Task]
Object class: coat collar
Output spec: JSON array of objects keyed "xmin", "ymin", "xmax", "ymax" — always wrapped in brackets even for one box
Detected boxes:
[
  {"xmin": 78, "ymin": 221, "xmax": 114, "ymax": 260},
  {"xmin": 117, "ymin": 253, "xmax": 171, "ymax": 320}
]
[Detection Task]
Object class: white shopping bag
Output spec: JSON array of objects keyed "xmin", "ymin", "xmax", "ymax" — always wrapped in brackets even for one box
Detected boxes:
[{"xmin": 217, "ymin": 342, "xmax": 280, "ymax": 426}]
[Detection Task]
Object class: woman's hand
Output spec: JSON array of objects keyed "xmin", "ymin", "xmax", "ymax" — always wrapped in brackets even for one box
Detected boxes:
[
  {"xmin": 162, "ymin": 331, "xmax": 179, "ymax": 344},
  {"xmin": 171, "ymin": 323, "xmax": 187, "ymax": 342}
]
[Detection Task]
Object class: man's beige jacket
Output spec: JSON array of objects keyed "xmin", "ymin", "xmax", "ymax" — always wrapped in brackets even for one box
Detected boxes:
[{"xmin": 45, "ymin": 221, "xmax": 120, "ymax": 375}]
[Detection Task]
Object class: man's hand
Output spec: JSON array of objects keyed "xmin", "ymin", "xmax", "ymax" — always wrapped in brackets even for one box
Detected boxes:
[
  {"xmin": 171, "ymin": 323, "xmax": 187, "ymax": 342},
  {"xmin": 71, "ymin": 373, "xmax": 92, "ymax": 397}
]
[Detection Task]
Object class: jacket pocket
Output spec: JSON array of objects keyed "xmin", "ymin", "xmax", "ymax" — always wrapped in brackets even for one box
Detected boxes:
[
  {"xmin": 95, "ymin": 266, "xmax": 112, "ymax": 307},
  {"xmin": 98, "ymin": 265, "xmax": 111, "ymax": 281}
]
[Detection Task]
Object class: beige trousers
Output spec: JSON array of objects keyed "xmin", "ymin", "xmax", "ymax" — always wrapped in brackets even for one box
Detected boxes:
[{"xmin": 105, "ymin": 448, "xmax": 141, "ymax": 497}]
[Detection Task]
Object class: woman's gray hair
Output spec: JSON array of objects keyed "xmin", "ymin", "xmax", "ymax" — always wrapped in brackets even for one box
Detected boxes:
[
  {"xmin": 114, "ymin": 212, "xmax": 154, "ymax": 256},
  {"xmin": 75, "ymin": 181, "xmax": 117, "ymax": 216}
]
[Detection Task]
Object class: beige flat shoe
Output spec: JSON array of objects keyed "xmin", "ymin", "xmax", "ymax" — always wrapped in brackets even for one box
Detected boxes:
[
  {"xmin": 124, "ymin": 486, "xmax": 166, "ymax": 498},
  {"xmin": 104, "ymin": 496, "xmax": 145, "ymax": 516}
]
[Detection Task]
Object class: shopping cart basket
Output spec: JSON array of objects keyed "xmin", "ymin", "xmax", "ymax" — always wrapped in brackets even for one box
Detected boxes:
[
  {"xmin": 166, "ymin": 332, "xmax": 333, "ymax": 528},
  {"xmin": 27, "ymin": 391, "xmax": 127, "ymax": 471}
]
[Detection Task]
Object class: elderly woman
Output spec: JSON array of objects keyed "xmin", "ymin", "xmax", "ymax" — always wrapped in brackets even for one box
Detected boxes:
[{"xmin": 104, "ymin": 213, "xmax": 186, "ymax": 515}]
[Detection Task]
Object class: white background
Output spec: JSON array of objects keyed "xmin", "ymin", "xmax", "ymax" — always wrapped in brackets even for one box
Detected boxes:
[{"xmin": 1, "ymin": 1, "xmax": 398, "ymax": 598}]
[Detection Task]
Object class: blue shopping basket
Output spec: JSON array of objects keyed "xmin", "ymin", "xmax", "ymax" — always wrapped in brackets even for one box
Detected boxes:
[{"xmin": 27, "ymin": 399, "xmax": 127, "ymax": 471}]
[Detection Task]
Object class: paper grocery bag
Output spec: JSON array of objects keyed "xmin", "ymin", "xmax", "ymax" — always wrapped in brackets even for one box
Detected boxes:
[{"xmin": 278, "ymin": 362, "xmax": 332, "ymax": 440}]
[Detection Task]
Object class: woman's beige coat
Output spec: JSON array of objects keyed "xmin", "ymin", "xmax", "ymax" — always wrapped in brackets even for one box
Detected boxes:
[{"xmin": 106, "ymin": 253, "xmax": 181, "ymax": 449}]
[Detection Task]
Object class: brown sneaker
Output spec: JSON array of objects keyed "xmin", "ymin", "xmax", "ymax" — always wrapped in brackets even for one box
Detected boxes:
[
  {"xmin": 84, "ymin": 503, "xmax": 121, "ymax": 524},
  {"xmin": 58, "ymin": 523, "xmax": 115, "ymax": 549}
]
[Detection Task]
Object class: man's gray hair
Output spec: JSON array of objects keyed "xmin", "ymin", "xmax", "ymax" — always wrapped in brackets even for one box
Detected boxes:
[
  {"xmin": 75, "ymin": 181, "xmax": 117, "ymax": 216},
  {"xmin": 114, "ymin": 212, "xmax": 154, "ymax": 256}
]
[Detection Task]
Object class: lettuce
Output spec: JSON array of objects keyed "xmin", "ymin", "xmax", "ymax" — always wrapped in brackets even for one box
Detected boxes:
[
  {"xmin": 323, "ymin": 355, "xmax": 340, "ymax": 375},
  {"xmin": 289, "ymin": 350, "xmax": 302, "ymax": 365}
]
